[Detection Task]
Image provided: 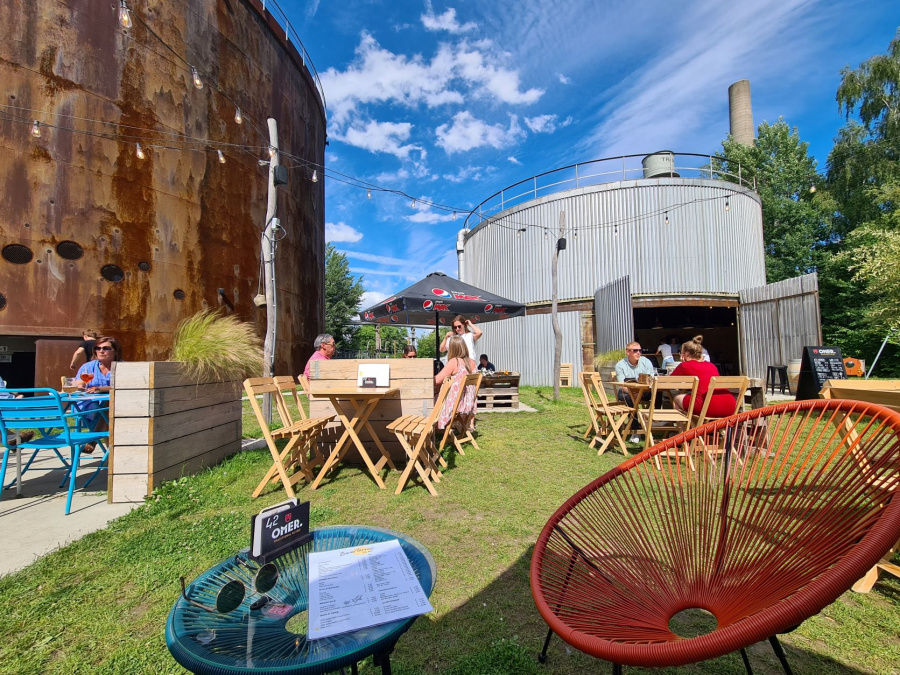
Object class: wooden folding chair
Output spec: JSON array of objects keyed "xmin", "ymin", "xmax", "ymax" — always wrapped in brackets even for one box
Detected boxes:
[
  {"xmin": 580, "ymin": 371, "xmax": 603, "ymax": 441},
  {"xmin": 243, "ymin": 376, "xmax": 333, "ymax": 500},
  {"xmin": 387, "ymin": 379, "xmax": 453, "ymax": 496},
  {"xmin": 636, "ymin": 376, "xmax": 698, "ymax": 469},
  {"xmin": 438, "ymin": 372, "xmax": 483, "ymax": 457},
  {"xmin": 688, "ymin": 376, "xmax": 749, "ymax": 464},
  {"xmin": 588, "ymin": 372, "xmax": 636, "ymax": 456}
]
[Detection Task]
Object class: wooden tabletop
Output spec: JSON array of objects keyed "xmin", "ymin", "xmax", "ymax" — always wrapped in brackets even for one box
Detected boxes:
[{"xmin": 308, "ymin": 386, "xmax": 399, "ymax": 397}]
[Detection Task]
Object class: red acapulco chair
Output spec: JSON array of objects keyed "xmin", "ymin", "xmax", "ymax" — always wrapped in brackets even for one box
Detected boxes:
[{"xmin": 531, "ymin": 399, "xmax": 900, "ymax": 673}]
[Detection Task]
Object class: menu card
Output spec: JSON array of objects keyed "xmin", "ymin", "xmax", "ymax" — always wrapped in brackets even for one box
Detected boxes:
[{"xmin": 307, "ymin": 539, "xmax": 432, "ymax": 640}]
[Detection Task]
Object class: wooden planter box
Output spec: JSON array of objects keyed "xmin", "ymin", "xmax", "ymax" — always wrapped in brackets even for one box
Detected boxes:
[
  {"xmin": 108, "ymin": 362, "xmax": 242, "ymax": 503},
  {"xmin": 478, "ymin": 374, "xmax": 520, "ymax": 409}
]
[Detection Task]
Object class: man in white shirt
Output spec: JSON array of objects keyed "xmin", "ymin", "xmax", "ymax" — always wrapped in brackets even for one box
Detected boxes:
[{"xmin": 656, "ymin": 339, "xmax": 674, "ymax": 369}]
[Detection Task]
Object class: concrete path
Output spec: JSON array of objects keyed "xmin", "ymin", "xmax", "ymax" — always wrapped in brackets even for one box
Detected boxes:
[{"xmin": 0, "ymin": 452, "xmax": 139, "ymax": 577}]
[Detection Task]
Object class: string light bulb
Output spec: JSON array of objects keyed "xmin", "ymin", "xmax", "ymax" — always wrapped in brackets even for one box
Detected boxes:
[
  {"xmin": 118, "ymin": 0, "xmax": 132, "ymax": 28},
  {"xmin": 452, "ymin": 211, "xmax": 457, "ymax": 221},
  {"xmin": 191, "ymin": 66, "xmax": 203, "ymax": 90},
  {"xmin": 724, "ymin": 198, "xmax": 730, "ymax": 212},
  {"xmin": 311, "ymin": 169, "xmax": 318, "ymax": 183},
  {"xmin": 411, "ymin": 198, "xmax": 416, "ymax": 209},
  {"xmin": 31, "ymin": 120, "xmax": 41, "ymax": 137},
  {"xmin": 135, "ymin": 143, "xmax": 145, "ymax": 159},
  {"xmin": 268, "ymin": 145, "xmax": 276, "ymax": 158},
  {"xmin": 217, "ymin": 150, "xmax": 225, "ymax": 164},
  {"xmin": 665, "ymin": 212, "xmax": 669, "ymax": 226},
  {"xmin": 614, "ymin": 225, "xmax": 618, "ymax": 237},
  {"xmin": 234, "ymin": 107, "xmax": 243, "ymax": 124},
  {"xmin": 574, "ymin": 228, "xmax": 577, "ymax": 239},
  {"xmin": 366, "ymin": 189, "xmax": 372, "ymax": 199},
  {"xmin": 544, "ymin": 229, "xmax": 548, "ymax": 239}
]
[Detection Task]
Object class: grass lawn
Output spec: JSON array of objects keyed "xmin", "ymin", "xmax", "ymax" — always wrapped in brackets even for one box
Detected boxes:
[{"xmin": 1, "ymin": 386, "xmax": 898, "ymax": 674}]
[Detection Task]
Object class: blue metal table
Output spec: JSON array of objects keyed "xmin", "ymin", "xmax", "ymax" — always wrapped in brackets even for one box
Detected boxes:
[{"xmin": 166, "ymin": 526, "xmax": 436, "ymax": 675}]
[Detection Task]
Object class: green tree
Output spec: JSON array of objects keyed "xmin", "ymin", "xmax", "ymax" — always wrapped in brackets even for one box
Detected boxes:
[
  {"xmin": 824, "ymin": 30, "xmax": 900, "ymax": 371},
  {"xmin": 414, "ymin": 328, "xmax": 449, "ymax": 360},
  {"xmin": 324, "ymin": 244, "xmax": 364, "ymax": 345},
  {"xmin": 351, "ymin": 324, "xmax": 409, "ymax": 356},
  {"xmin": 717, "ymin": 118, "xmax": 833, "ymax": 282}
]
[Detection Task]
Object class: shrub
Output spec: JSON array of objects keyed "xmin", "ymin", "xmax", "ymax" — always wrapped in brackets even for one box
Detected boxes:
[
  {"xmin": 593, "ymin": 348, "xmax": 625, "ymax": 370},
  {"xmin": 170, "ymin": 310, "xmax": 263, "ymax": 382}
]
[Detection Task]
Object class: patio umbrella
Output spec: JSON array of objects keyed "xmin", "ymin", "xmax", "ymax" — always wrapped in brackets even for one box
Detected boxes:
[{"xmin": 358, "ymin": 272, "xmax": 526, "ymax": 356}]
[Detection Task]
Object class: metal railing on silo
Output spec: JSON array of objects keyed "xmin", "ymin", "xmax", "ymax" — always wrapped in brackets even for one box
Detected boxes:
[{"xmin": 463, "ymin": 152, "xmax": 753, "ymax": 230}]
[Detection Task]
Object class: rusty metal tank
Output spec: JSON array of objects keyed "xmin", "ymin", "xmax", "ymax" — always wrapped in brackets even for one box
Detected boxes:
[{"xmin": 0, "ymin": 0, "xmax": 325, "ymax": 376}]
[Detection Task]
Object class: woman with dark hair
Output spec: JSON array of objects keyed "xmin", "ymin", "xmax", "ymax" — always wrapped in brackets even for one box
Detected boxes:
[
  {"xmin": 672, "ymin": 335, "xmax": 735, "ymax": 417},
  {"xmin": 75, "ymin": 336, "xmax": 122, "ymax": 394},
  {"xmin": 402, "ymin": 344, "xmax": 417, "ymax": 358},
  {"xmin": 74, "ymin": 336, "xmax": 121, "ymax": 452}
]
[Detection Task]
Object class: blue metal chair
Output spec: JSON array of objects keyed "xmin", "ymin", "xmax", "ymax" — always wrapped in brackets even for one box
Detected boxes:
[{"xmin": 0, "ymin": 388, "xmax": 110, "ymax": 514}]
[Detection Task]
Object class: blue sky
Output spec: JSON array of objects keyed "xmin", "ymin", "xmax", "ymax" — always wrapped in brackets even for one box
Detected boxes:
[{"xmin": 286, "ymin": 0, "xmax": 898, "ymax": 309}]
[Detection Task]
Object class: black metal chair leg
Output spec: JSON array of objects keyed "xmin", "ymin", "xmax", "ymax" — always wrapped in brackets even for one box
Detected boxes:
[
  {"xmin": 739, "ymin": 648, "xmax": 754, "ymax": 674},
  {"xmin": 612, "ymin": 663, "xmax": 623, "ymax": 674},
  {"xmin": 538, "ymin": 628, "xmax": 553, "ymax": 663},
  {"xmin": 373, "ymin": 650, "xmax": 393, "ymax": 675},
  {"xmin": 769, "ymin": 635, "xmax": 794, "ymax": 675}
]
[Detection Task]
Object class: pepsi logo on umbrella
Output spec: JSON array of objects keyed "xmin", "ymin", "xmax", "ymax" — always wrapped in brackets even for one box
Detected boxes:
[
  {"xmin": 484, "ymin": 304, "xmax": 493, "ymax": 313},
  {"xmin": 423, "ymin": 300, "xmax": 434, "ymax": 310},
  {"xmin": 432, "ymin": 288, "xmax": 452, "ymax": 298}
]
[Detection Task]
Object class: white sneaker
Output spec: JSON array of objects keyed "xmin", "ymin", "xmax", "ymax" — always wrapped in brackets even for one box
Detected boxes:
[{"xmin": 629, "ymin": 435, "xmax": 641, "ymax": 444}]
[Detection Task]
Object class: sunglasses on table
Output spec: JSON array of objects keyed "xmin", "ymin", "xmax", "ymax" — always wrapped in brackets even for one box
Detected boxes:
[{"xmin": 179, "ymin": 556, "xmax": 280, "ymax": 614}]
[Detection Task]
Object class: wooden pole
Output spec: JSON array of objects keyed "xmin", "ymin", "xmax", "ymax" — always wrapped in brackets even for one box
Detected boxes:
[
  {"xmin": 552, "ymin": 211, "xmax": 565, "ymax": 401},
  {"xmin": 261, "ymin": 118, "xmax": 279, "ymax": 422}
]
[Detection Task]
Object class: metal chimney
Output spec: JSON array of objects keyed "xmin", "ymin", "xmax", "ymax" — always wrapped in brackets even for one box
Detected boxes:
[{"xmin": 728, "ymin": 80, "xmax": 754, "ymax": 146}]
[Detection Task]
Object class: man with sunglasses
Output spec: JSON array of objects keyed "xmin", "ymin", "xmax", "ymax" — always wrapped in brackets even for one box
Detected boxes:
[
  {"xmin": 439, "ymin": 315, "xmax": 482, "ymax": 361},
  {"xmin": 615, "ymin": 342, "xmax": 655, "ymax": 397},
  {"xmin": 304, "ymin": 334, "xmax": 337, "ymax": 379}
]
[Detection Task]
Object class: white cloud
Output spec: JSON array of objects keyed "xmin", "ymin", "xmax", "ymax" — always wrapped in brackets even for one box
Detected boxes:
[
  {"xmin": 319, "ymin": 32, "xmax": 542, "ymax": 128},
  {"xmin": 408, "ymin": 209, "xmax": 454, "ymax": 224},
  {"xmin": 558, "ymin": 73, "xmax": 571, "ymax": 85},
  {"xmin": 435, "ymin": 111, "xmax": 525, "ymax": 154},
  {"xmin": 326, "ymin": 152, "xmax": 339, "ymax": 164},
  {"xmin": 341, "ymin": 250, "xmax": 411, "ymax": 266},
  {"xmin": 582, "ymin": 0, "xmax": 820, "ymax": 157},
  {"xmin": 325, "ymin": 221, "xmax": 363, "ymax": 243},
  {"xmin": 442, "ymin": 165, "xmax": 483, "ymax": 183},
  {"xmin": 524, "ymin": 114, "xmax": 559, "ymax": 133},
  {"xmin": 454, "ymin": 42, "xmax": 544, "ymax": 104},
  {"xmin": 421, "ymin": 2, "xmax": 477, "ymax": 34},
  {"xmin": 375, "ymin": 167, "xmax": 410, "ymax": 183},
  {"xmin": 332, "ymin": 120, "xmax": 426, "ymax": 160},
  {"xmin": 508, "ymin": 156, "xmax": 522, "ymax": 165}
]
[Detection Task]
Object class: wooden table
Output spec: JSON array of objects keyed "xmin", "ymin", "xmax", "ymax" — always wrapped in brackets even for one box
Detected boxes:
[{"xmin": 308, "ymin": 387, "xmax": 399, "ymax": 490}]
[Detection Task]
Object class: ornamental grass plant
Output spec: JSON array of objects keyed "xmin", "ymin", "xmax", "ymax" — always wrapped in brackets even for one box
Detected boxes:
[{"xmin": 170, "ymin": 309, "xmax": 263, "ymax": 382}]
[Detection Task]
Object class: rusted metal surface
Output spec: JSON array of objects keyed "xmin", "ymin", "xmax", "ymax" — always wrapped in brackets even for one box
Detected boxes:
[{"xmin": 0, "ymin": 0, "xmax": 325, "ymax": 374}]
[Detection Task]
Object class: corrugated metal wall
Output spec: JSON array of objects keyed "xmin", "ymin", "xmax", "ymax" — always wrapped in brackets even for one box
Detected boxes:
[
  {"xmin": 739, "ymin": 273, "xmax": 821, "ymax": 380},
  {"xmin": 475, "ymin": 311, "xmax": 583, "ymax": 387},
  {"xmin": 462, "ymin": 179, "xmax": 765, "ymax": 303},
  {"xmin": 594, "ymin": 276, "xmax": 633, "ymax": 356},
  {"xmin": 459, "ymin": 178, "xmax": 766, "ymax": 385}
]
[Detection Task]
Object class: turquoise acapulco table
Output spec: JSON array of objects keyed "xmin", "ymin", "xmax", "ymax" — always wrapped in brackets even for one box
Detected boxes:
[{"xmin": 166, "ymin": 526, "xmax": 436, "ymax": 675}]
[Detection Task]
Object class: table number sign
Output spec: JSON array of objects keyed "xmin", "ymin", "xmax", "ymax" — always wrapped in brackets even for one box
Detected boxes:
[{"xmin": 250, "ymin": 499, "xmax": 311, "ymax": 564}]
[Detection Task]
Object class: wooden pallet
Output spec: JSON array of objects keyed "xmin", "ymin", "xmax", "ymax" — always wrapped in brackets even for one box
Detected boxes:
[{"xmin": 478, "ymin": 389, "xmax": 519, "ymax": 409}]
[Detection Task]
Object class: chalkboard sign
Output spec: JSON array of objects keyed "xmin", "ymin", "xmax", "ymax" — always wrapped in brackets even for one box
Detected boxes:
[
  {"xmin": 795, "ymin": 346, "xmax": 847, "ymax": 401},
  {"xmin": 250, "ymin": 499, "xmax": 311, "ymax": 564}
]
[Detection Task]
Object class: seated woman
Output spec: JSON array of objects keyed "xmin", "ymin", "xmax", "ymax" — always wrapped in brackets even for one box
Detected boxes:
[
  {"xmin": 435, "ymin": 336, "xmax": 477, "ymax": 433},
  {"xmin": 74, "ymin": 336, "xmax": 121, "ymax": 451},
  {"xmin": 672, "ymin": 335, "xmax": 735, "ymax": 417}
]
